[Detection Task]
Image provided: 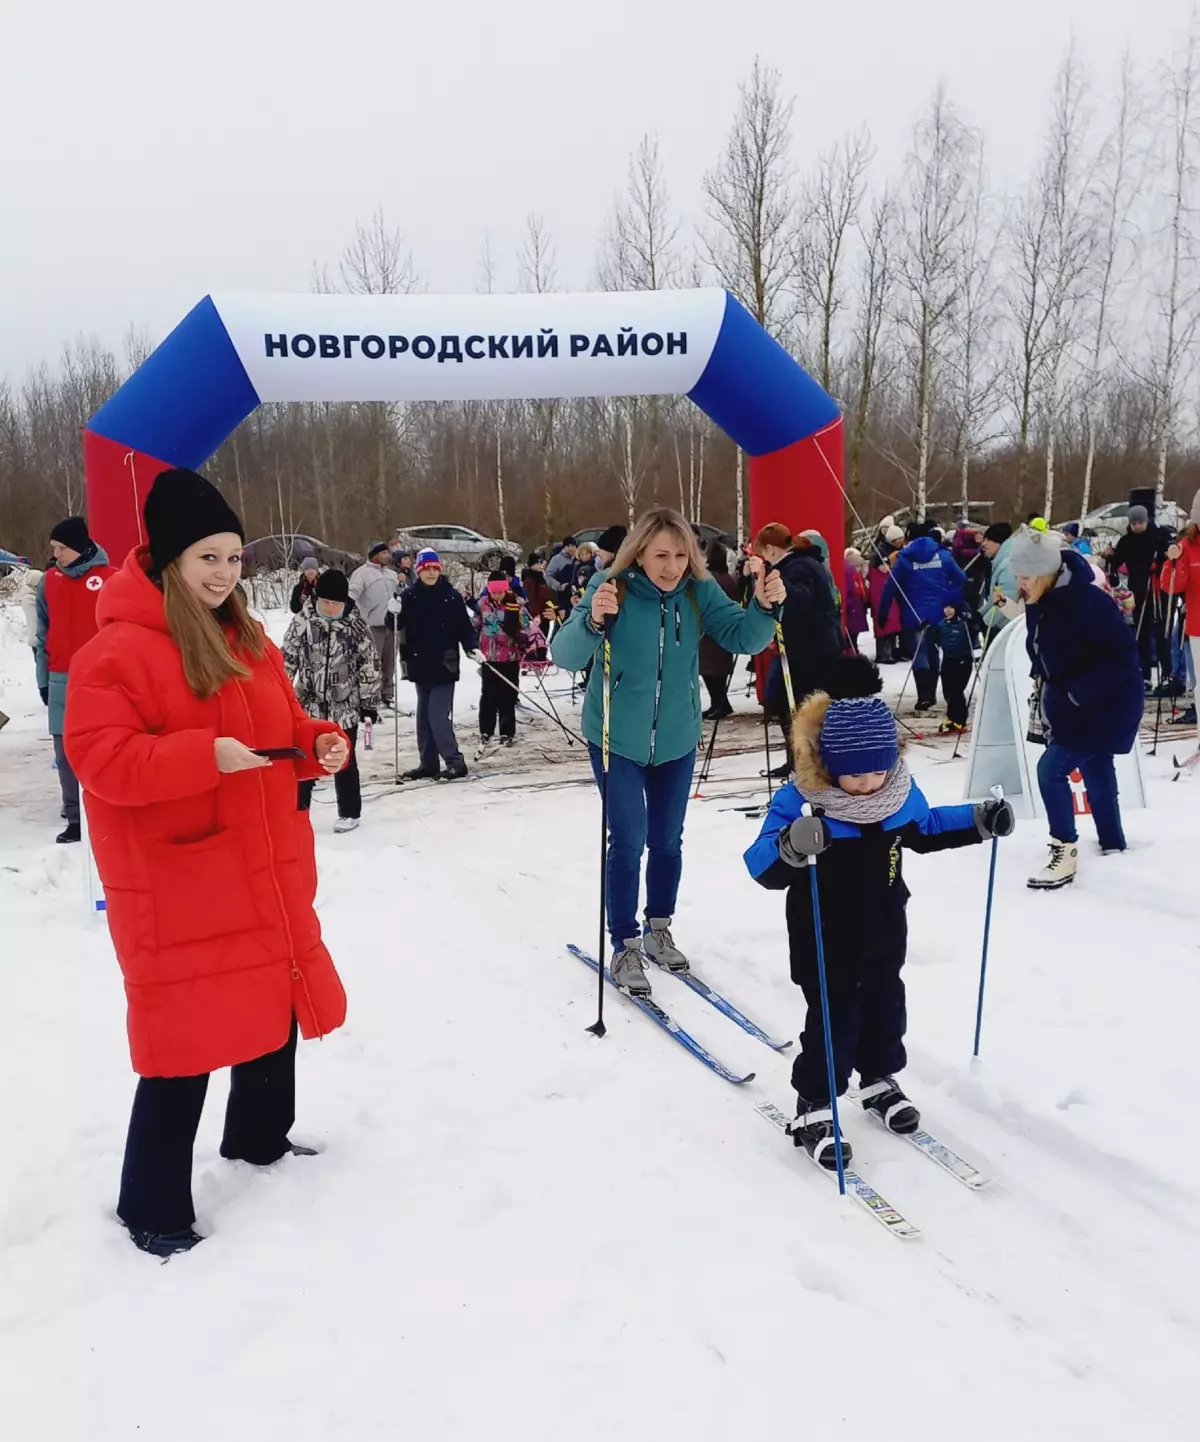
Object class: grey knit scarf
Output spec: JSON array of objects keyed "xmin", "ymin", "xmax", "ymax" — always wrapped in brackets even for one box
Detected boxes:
[{"xmin": 803, "ymin": 759, "xmax": 913, "ymax": 826}]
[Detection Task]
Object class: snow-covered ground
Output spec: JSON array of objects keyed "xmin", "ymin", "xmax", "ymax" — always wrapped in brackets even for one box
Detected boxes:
[{"xmin": 2, "ymin": 597, "xmax": 1198, "ymax": 1441}]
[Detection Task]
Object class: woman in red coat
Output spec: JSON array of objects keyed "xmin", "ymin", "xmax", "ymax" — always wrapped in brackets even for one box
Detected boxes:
[{"xmin": 66, "ymin": 468, "xmax": 350, "ymax": 1258}]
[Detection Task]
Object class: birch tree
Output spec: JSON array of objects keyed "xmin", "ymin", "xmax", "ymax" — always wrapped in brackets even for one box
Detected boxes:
[
  {"xmin": 1080, "ymin": 53, "xmax": 1141, "ymax": 524},
  {"xmin": 947, "ymin": 145, "xmax": 1003, "ymax": 521},
  {"xmin": 894, "ymin": 89, "xmax": 974, "ymax": 519},
  {"xmin": 598, "ymin": 134, "xmax": 682, "ymax": 292},
  {"xmin": 1038, "ymin": 47, "xmax": 1098, "ymax": 522},
  {"xmin": 797, "ymin": 128, "xmax": 872, "ymax": 393},
  {"xmin": 847, "ymin": 191, "xmax": 896, "ymax": 507},
  {"xmin": 1147, "ymin": 22, "xmax": 1200, "ymax": 507},
  {"xmin": 703, "ymin": 58, "xmax": 799, "ymax": 542}
]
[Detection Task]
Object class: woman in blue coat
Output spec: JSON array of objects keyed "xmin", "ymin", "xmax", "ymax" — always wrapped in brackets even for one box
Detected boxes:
[
  {"xmin": 552, "ymin": 506, "xmax": 784, "ymax": 995},
  {"xmin": 1012, "ymin": 527, "xmax": 1143, "ymax": 890}
]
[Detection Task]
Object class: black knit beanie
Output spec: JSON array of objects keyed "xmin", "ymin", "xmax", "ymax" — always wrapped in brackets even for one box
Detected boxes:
[
  {"xmin": 50, "ymin": 516, "xmax": 91, "ymax": 553},
  {"xmin": 984, "ymin": 522, "xmax": 1014, "ymax": 545},
  {"xmin": 596, "ymin": 525, "xmax": 628, "ymax": 555},
  {"xmin": 315, "ymin": 568, "xmax": 350, "ymax": 602},
  {"xmin": 144, "ymin": 469, "xmax": 244, "ymax": 575}
]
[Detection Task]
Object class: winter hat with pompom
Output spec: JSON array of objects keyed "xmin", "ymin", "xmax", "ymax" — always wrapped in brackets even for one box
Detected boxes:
[{"xmin": 1009, "ymin": 525, "xmax": 1065, "ymax": 578}]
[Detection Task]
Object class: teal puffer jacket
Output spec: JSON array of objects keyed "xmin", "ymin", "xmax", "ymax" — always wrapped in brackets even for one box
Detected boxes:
[{"xmin": 551, "ymin": 567, "xmax": 776, "ymax": 765}]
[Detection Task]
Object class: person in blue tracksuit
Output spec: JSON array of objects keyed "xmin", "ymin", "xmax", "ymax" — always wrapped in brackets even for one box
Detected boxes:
[
  {"xmin": 880, "ymin": 532, "xmax": 969, "ymax": 711},
  {"xmin": 744, "ymin": 659, "xmax": 1013, "ymax": 1168}
]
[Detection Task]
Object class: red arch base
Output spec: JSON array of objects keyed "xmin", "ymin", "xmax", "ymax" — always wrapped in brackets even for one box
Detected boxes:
[
  {"xmin": 747, "ymin": 417, "xmax": 845, "ymax": 550},
  {"xmin": 85, "ymin": 417, "xmax": 846, "ymax": 577}
]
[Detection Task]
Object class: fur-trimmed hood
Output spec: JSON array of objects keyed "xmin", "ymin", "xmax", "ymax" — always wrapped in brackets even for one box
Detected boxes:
[{"xmin": 790, "ymin": 690, "xmax": 836, "ymax": 792}]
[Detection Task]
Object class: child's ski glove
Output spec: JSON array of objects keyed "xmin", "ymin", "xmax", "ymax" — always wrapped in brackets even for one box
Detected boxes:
[
  {"xmin": 974, "ymin": 798, "xmax": 1015, "ymax": 838},
  {"xmin": 780, "ymin": 813, "xmax": 832, "ymax": 867}
]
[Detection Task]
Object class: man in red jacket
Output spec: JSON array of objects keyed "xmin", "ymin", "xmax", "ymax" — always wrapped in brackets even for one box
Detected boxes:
[{"xmin": 35, "ymin": 516, "xmax": 116, "ymax": 842}]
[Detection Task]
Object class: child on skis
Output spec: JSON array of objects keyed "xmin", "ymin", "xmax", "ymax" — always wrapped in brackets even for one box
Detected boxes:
[
  {"xmin": 476, "ymin": 572, "xmax": 539, "ymax": 749},
  {"xmin": 743, "ymin": 658, "xmax": 1014, "ymax": 1168},
  {"xmin": 935, "ymin": 601, "xmax": 975, "ymax": 734}
]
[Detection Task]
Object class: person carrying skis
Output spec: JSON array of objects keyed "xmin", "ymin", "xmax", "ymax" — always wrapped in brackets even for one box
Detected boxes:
[
  {"xmin": 476, "ymin": 571, "xmax": 539, "ymax": 750},
  {"xmin": 552, "ymin": 506, "xmax": 784, "ymax": 995},
  {"xmin": 282, "ymin": 568, "xmax": 381, "ymax": 833},
  {"xmin": 743, "ymin": 657, "xmax": 1013, "ymax": 1168}
]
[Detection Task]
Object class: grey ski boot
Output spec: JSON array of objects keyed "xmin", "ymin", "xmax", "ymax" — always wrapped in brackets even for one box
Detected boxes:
[
  {"xmin": 642, "ymin": 918, "xmax": 689, "ymax": 974},
  {"xmin": 611, "ymin": 936, "xmax": 651, "ymax": 996}
]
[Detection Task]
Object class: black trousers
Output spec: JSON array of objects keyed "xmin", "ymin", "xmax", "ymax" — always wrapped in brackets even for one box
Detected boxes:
[
  {"xmin": 298, "ymin": 724, "xmax": 360, "ymax": 818},
  {"xmin": 941, "ymin": 657, "xmax": 973, "ymax": 726},
  {"xmin": 117, "ymin": 1020, "xmax": 297, "ymax": 1234},
  {"xmin": 1133, "ymin": 593, "xmax": 1166, "ymax": 681},
  {"xmin": 702, "ymin": 673, "xmax": 730, "ymax": 709},
  {"xmin": 789, "ymin": 925, "xmax": 908, "ymax": 1104},
  {"xmin": 479, "ymin": 659, "xmax": 519, "ymax": 739}
]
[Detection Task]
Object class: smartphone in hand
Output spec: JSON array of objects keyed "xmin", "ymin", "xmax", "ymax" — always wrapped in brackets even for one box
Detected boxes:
[{"xmin": 252, "ymin": 747, "xmax": 306, "ymax": 760}]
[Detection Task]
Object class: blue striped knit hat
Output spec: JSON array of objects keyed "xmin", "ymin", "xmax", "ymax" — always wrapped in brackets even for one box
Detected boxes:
[{"xmin": 819, "ymin": 696, "xmax": 899, "ymax": 778}]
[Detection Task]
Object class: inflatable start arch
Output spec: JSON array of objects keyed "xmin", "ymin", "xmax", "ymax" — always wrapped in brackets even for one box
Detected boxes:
[{"xmin": 85, "ymin": 289, "xmax": 844, "ymax": 560}]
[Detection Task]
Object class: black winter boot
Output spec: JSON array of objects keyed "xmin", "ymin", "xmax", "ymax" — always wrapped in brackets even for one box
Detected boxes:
[
  {"xmin": 56, "ymin": 822, "xmax": 81, "ymax": 844},
  {"xmin": 789, "ymin": 1097, "xmax": 853, "ymax": 1170},
  {"xmin": 859, "ymin": 1076, "xmax": 920, "ymax": 1134},
  {"xmin": 125, "ymin": 1225, "xmax": 204, "ymax": 1259}
]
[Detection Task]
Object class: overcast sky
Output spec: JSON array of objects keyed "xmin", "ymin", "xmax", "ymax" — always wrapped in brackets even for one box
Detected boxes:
[{"xmin": 0, "ymin": 0, "xmax": 1191, "ymax": 382}]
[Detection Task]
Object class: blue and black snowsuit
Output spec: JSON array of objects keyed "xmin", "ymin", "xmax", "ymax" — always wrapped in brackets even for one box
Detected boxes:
[
  {"xmin": 935, "ymin": 606, "xmax": 975, "ymax": 726},
  {"xmin": 744, "ymin": 703, "xmax": 981, "ymax": 1104}
]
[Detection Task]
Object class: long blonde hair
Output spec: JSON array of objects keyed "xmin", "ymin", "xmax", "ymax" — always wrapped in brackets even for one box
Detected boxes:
[
  {"xmin": 161, "ymin": 562, "xmax": 265, "ymax": 699},
  {"xmin": 609, "ymin": 506, "xmax": 710, "ymax": 583}
]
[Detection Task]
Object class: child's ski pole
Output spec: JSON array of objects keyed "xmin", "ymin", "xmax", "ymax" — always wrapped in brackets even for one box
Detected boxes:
[
  {"xmin": 803, "ymin": 803, "xmax": 846, "ymax": 1194},
  {"xmin": 973, "ymin": 783, "xmax": 1004, "ymax": 1059},
  {"xmin": 587, "ymin": 620, "xmax": 613, "ymax": 1038}
]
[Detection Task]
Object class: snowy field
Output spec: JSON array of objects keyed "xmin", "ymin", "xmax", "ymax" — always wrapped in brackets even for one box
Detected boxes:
[{"xmin": 2, "ymin": 597, "xmax": 1199, "ymax": 1442}]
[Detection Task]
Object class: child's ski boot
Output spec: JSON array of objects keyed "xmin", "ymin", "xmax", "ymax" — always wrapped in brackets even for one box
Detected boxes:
[
  {"xmin": 789, "ymin": 1098, "xmax": 853, "ymax": 1170},
  {"xmin": 859, "ymin": 1076, "xmax": 920, "ymax": 1134}
]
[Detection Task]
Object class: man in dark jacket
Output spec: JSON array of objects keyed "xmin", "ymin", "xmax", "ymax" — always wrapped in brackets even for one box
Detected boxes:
[
  {"xmin": 1106, "ymin": 505, "xmax": 1171, "ymax": 684},
  {"xmin": 880, "ymin": 534, "xmax": 969, "ymax": 710},
  {"xmin": 396, "ymin": 548, "xmax": 479, "ymax": 779}
]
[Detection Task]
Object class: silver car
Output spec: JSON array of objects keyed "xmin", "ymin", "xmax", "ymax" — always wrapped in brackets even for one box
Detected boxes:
[{"xmin": 391, "ymin": 524, "xmax": 522, "ymax": 570}]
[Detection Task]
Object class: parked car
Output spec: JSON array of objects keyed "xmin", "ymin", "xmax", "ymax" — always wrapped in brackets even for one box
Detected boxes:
[
  {"xmin": 1082, "ymin": 499, "xmax": 1188, "ymax": 547},
  {"xmin": 391, "ymin": 524, "xmax": 521, "ymax": 569},
  {"xmin": 240, "ymin": 533, "xmax": 364, "ymax": 575},
  {"xmin": 573, "ymin": 522, "xmax": 738, "ymax": 554},
  {"xmin": 0, "ymin": 546, "xmax": 30, "ymax": 579}
]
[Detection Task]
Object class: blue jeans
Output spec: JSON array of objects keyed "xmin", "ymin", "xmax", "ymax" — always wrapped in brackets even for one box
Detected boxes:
[
  {"xmin": 1037, "ymin": 743, "xmax": 1126, "ymax": 851},
  {"xmin": 588, "ymin": 744, "xmax": 695, "ymax": 948}
]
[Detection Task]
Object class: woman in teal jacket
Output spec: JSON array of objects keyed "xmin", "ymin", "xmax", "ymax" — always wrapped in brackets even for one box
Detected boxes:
[{"xmin": 552, "ymin": 506, "xmax": 784, "ymax": 995}]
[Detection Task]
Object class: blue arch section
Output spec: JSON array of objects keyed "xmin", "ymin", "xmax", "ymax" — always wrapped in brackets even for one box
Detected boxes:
[
  {"xmin": 687, "ymin": 293, "xmax": 839, "ymax": 456},
  {"xmin": 87, "ymin": 290, "xmax": 836, "ymax": 464},
  {"xmin": 89, "ymin": 296, "xmax": 260, "ymax": 466}
]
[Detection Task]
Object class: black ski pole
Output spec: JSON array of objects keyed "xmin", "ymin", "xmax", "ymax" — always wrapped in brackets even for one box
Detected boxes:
[
  {"xmin": 478, "ymin": 655, "xmax": 585, "ymax": 746},
  {"xmin": 587, "ymin": 619, "xmax": 613, "ymax": 1038},
  {"xmin": 693, "ymin": 711, "xmax": 723, "ymax": 799}
]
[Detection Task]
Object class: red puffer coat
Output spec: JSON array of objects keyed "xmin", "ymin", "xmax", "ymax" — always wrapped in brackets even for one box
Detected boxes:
[
  {"xmin": 65, "ymin": 548, "xmax": 348, "ymax": 1078},
  {"xmin": 1161, "ymin": 532, "xmax": 1200, "ymax": 638}
]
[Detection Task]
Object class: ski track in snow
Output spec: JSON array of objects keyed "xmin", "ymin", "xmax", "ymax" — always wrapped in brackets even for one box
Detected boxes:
[{"xmin": 1, "ymin": 601, "xmax": 1198, "ymax": 1441}]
